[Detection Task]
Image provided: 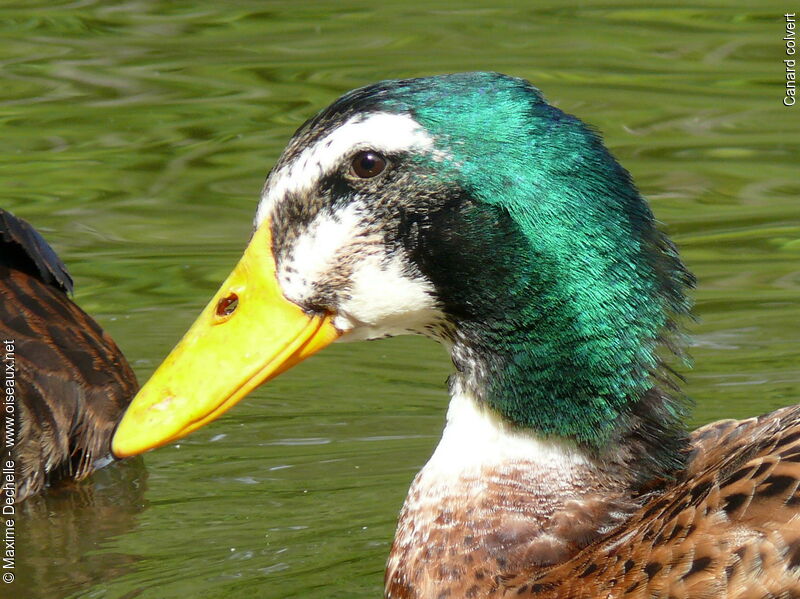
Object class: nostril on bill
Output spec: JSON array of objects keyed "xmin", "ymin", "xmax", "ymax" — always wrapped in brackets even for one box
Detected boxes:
[{"xmin": 215, "ymin": 293, "xmax": 239, "ymax": 319}]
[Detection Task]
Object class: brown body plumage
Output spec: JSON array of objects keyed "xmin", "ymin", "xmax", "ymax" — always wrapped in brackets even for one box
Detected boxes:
[
  {"xmin": 532, "ymin": 407, "xmax": 800, "ymax": 599},
  {"xmin": 385, "ymin": 406, "xmax": 800, "ymax": 598},
  {"xmin": 0, "ymin": 209, "xmax": 137, "ymax": 502}
]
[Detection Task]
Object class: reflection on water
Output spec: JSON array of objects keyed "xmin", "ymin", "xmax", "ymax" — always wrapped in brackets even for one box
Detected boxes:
[
  {"xmin": 3, "ymin": 1, "xmax": 798, "ymax": 598},
  {"xmin": 16, "ymin": 459, "xmax": 148, "ymax": 599}
]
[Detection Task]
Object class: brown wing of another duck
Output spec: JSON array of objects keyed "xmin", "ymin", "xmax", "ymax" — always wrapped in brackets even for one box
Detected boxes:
[{"xmin": 0, "ymin": 209, "xmax": 138, "ymax": 502}]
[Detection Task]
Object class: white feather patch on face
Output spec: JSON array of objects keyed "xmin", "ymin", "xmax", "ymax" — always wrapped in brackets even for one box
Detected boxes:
[
  {"xmin": 255, "ymin": 112, "xmax": 434, "ymax": 227},
  {"xmin": 277, "ymin": 202, "xmax": 364, "ymax": 304},
  {"xmin": 276, "ymin": 202, "xmax": 441, "ymax": 341},
  {"xmin": 333, "ymin": 253, "xmax": 441, "ymax": 341}
]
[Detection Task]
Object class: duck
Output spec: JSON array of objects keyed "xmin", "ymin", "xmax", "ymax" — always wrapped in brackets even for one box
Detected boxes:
[
  {"xmin": 0, "ymin": 209, "xmax": 138, "ymax": 503},
  {"xmin": 110, "ymin": 72, "xmax": 800, "ymax": 598}
]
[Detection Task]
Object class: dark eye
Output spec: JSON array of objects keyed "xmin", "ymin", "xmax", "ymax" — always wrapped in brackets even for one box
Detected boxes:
[{"xmin": 351, "ymin": 151, "xmax": 387, "ymax": 179}]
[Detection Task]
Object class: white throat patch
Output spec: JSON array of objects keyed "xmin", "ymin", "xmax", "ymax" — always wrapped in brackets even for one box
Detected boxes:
[
  {"xmin": 423, "ymin": 390, "xmax": 589, "ymax": 478},
  {"xmin": 255, "ymin": 112, "xmax": 434, "ymax": 227}
]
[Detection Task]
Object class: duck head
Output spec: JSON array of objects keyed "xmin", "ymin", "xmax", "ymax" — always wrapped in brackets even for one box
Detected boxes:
[{"xmin": 112, "ymin": 72, "xmax": 693, "ymax": 465}]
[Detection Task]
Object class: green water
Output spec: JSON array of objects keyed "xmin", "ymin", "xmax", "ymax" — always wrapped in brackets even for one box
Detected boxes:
[{"xmin": 5, "ymin": 1, "xmax": 799, "ymax": 598}]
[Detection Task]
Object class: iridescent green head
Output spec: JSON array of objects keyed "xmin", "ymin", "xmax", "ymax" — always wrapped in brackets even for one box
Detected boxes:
[{"xmin": 259, "ymin": 73, "xmax": 695, "ymax": 456}]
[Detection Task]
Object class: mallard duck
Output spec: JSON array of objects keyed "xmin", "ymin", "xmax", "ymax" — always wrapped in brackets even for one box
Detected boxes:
[
  {"xmin": 111, "ymin": 73, "xmax": 800, "ymax": 598},
  {"xmin": 0, "ymin": 209, "xmax": 138, "ymax": 502}
]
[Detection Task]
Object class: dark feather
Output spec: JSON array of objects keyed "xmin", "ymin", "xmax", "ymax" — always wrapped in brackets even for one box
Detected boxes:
[
  {"xmin": 0, "ymin": 209, "xmax": 73, "ymax": 294},
  {"xmin": 0, "ymin": 210, "xmax": 137, "ymax": 502}
]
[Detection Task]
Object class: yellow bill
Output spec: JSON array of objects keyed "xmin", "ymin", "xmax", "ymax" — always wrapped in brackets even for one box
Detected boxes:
[{"xmin": 111, "ymin": 223, "xmax": 341, "ymax": 458}]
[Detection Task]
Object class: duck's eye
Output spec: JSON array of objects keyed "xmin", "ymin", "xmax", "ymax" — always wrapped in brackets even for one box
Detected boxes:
[{"xmin": 351, "ymin": 151, "xmax": 387, "ymax": 179}]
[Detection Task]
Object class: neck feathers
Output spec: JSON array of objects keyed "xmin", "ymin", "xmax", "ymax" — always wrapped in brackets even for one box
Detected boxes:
[
  {"xmin": 423, "ymin": 388, "xmax": 589, "ymax": 477},
  {"xmin": 386, "ymin": 391, "xmax": 648, "ymax": 598},
  {"xmin": 444, "ymin": 326, "xmax": 690, "ymax": 484},
  {"xmin": 403, "ymin": 81, "xmax": 694, "ymax": 457}
]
